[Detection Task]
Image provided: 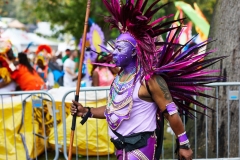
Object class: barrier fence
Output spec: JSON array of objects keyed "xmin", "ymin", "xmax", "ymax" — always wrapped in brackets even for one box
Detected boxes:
[
  {"xmin": 0, "ymin": 82, "xmax": 240, "ymax": 160},
  {"xmin": 0, "ymin": 91, "xmax": 59, "ymax": 160}
]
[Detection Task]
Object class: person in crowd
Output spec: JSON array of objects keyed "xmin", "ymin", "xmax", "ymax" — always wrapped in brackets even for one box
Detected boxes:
[
  {"xmin": 63, "ymin": 50, "xmax": 78, "ymax": 87},
  {"xmin": 91, "ymin": 52, "xmax": 118, "ymax": 86},
  {"xmin": 0, "ymin": 38, "xmax": 17, "ymax": 94},
  {"xmin": 55, "ymin": 51, "xmax": 63, "ymax": 69},
  {"xmin": 48, "ymin": 55, "xmax": 64, "ymax": 86},
  {"xmin": 62, "ymin": 49, "xmax": 71, "ymax": 63},
  {"xmin": 11, "ymin": 53, "xmax": 45, "ymax": 91},
  {"xmin": 35, "ymin": 56, "xmax": 54, "ymax": 89},
  {"xmin": 34, "ymin": 44, "xmax": 55, "ymax": 89},
  {"xmin": 0, "ymin": 56, "xmax": 16, "ymax": 94}
]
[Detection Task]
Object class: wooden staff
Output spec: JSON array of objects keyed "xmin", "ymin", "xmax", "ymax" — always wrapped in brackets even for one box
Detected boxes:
[{"xmin": 68, "ymin": 1, "xmax": 91, "ymax": 160}]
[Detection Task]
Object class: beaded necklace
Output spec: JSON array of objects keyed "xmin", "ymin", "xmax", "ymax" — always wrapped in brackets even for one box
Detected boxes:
[
  {"xmin": 112, "ymin": 67, "xmax": 137, "ymax": 97},
  {"xmin": 107, "ymin": 66, "xmax": 140, "ymax": 111}
]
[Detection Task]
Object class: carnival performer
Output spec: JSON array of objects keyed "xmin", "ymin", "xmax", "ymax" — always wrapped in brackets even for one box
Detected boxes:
[
  {"xmin": 71, "ymin": 1, "xmax": 224, "ymax": 159},
  {"xmin": 0, "ymin": 56, "xmax": 16, "ymax": 94},
  {"xmin": 0, "ymin": 38, "xmax": 17, "ymax": 95},
  {"xmin": 11, "ymin": 53, "xmax": 45, "ymax": 91},
  {"xmin": 34, "ymin": 45, "xmax": 55, "ymax": 89}
]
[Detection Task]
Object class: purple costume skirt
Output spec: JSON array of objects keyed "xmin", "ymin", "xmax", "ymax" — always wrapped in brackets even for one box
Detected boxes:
[{"xmin": 115, "ymin": 135, "xmax": 156, "ymax": 160}]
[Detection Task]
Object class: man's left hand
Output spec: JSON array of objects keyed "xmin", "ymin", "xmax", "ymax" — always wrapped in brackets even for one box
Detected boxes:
[{"xmin": 178, "ymin": 148, "xmax": 193, "ymax": 160}]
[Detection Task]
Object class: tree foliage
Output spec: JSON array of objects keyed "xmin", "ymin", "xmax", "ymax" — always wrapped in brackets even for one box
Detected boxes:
[{"xmin": 1, "ymin": 0, "xmax": 216, "ymax": 43}]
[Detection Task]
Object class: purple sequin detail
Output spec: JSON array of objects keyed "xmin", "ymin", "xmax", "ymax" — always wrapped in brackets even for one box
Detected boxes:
[
  {"xmin": 166, "ymin": 102, "xmax": 177, "ymax": 114},
  {"xmin": 105, "ymin": 111, "xmax": 130, "ymax": 130},
  {"xmin": 116, "ymin": 135, "xmax": 156, "ymax": 160},
  {"xmin": 179, "ymin": 133, "xmax": 188, "ymax": 143}
]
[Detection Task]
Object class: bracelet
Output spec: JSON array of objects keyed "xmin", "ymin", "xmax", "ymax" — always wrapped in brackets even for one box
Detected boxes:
[
  {"xmin": 166, "ymin": 102, "xmax": 178, "ymax": 116},
  {"xmin": 178, "ymin": 131, "xmax": 189, "ymax": 145},
  {"xmin": 80, "ymin": 107, "xmax": 93, "ymax": 125},
  {"xmin": 179, "ymin": 143, "xmax": 191, "ymax": 150},
  {"xmin": 81, "ymin": 107, "xmax": 93, "ymax": 118}
]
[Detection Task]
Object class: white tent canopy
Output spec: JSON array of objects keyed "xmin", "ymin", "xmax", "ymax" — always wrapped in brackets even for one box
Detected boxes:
[
  {"xmin": 1, "ymin": 28, "xmax": 58, "ymax": 52},
  {"xmin": 0, "ymin": 21, "xmax": 7, "ymax": 28}
]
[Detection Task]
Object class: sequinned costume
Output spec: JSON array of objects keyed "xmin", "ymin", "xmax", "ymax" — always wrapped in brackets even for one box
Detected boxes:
[
  {"xmin": 0, "ymin": 38, "xmax": 17, "ymax": 94},
  {"xmin": 85, "ymin": 0, "xmax": 224, "ymax": 159}
]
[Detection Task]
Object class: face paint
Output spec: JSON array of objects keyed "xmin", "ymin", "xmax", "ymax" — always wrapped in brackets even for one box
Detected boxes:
[
  {"xmin": 112, "ymin": 41, "xmax": 136, "ymax": 67},
  {"xmin": 112, "ymin": 33, "xmax": 137, "ymax": 67}
]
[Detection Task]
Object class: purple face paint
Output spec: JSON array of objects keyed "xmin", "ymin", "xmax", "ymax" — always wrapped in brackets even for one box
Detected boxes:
[
  {"xmin": 117, "ymin": 33, "xmax": 137, "ymax": 47},
  {"xmin": 112, "ymin": 33, "xmax": 137, "ymax": 67}
]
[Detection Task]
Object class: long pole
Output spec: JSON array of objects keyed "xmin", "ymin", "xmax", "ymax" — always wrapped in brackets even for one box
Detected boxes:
[{"xmin": 68, "ymin": 1, "xmax": 91, "ymax": 160}]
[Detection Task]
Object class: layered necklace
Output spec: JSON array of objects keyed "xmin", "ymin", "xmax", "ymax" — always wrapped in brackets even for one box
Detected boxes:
[{"xmin": 107, "ymin": 66, "xmax": 140, "ymax": 112}]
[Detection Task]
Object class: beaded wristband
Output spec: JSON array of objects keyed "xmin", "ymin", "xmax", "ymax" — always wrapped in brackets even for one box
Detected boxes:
[
  {"xmin": 178, "ymin": 131, "xmax": 189, "ymax": 145},
  {"xmin": 80, "ymin": 107, "xmax": 93, "ymax": 125},
  {"xmin": 166, "ymin": 102, "xmax": 178, "ymax": 115}
]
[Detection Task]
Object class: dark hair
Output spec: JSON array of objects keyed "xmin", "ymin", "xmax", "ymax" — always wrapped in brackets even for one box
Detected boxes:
[
  {"xmin": 65, "ymin": 49, "xmax": 70, "ymax": 52},
  {"xmin": 91, "ymin": 52, "xmax": 109, "ymax": 76},
  {"xmin": 18, "ymin": 52, "xmax": 35, "ymax": 74},
  {"xmin": 6, "ymin": 48, "xmax": 15, "ymax": 61}
]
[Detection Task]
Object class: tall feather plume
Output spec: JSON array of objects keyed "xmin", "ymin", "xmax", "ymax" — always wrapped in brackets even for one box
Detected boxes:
[{"xmin": 102, "ymin": 0, "xmax": 178, "ymax": 77}]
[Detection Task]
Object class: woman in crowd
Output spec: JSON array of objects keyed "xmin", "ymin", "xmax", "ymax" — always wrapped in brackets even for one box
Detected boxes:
[
  {"xmin": 91, "ymin": 52, "xmax": 118, "ymax": 86},
  {"xmin": 11, "ymin": 53, "xmax": 45, "ymax": 91}
]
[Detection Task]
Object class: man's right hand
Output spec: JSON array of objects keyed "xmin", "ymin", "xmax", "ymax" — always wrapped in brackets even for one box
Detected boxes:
[{"xmin": 70, "ymin": 100, "xmax": 88, "ymax": 117}]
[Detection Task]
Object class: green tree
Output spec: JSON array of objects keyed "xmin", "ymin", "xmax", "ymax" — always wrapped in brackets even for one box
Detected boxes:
[{"xmin": 2, "ymin": 0, "xmax": 216, "ymax": 43}]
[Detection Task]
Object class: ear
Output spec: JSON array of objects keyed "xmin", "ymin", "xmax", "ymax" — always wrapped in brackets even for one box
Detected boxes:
[{"xmin": 131, "ymin": 48, "xmax": 136, "ymax": 57}]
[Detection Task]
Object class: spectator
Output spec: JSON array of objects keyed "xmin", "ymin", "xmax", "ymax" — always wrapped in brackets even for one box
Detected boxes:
[
  {"xmin": 62, "ymin": 49, "xmax": 71, "ymax": 63},
  {"xmin": 91, "ymin": 52, "xmax": 118, "ymax": 86},
  {"xmin": 34, "ymin": 56, "xmax": 54, "ymax": 89},
  {"xmin": 63, "ymin": 50, "xmax": 78, "ymax": 87},
  {"xmin": 55, "ymin": 51, "xmax": 63, "ymax": 69},
  {"xmin": 11, "ymin": 53, "xmax": 45, "ymax": 91},
  {"xmin": 0, "ymin": 56, "xmax": 16, "ymax": 95}
]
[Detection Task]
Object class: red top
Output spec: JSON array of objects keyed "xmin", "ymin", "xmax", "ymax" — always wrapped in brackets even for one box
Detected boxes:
[{"xmin": 11, "ymin": 65, "xmax": 45, "ymax": 91}]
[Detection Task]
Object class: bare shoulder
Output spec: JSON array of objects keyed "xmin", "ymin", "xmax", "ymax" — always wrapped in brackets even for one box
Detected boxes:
[
  {"xmin": 92, "ymin": 70, "xmax": 99, "ymax": 77},
  {"xmin": 147, "ymin": 75, "xmax": 172, "ymax": 101}
]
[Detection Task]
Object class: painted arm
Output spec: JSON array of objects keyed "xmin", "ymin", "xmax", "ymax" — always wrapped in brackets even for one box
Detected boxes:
[{"xmin": 148, "ymin": 75, "xmax": 193, "ymax": 160}]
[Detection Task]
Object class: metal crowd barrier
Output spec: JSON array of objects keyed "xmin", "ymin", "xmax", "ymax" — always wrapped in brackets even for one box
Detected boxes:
[
  {"xmin": 1, "ymin": 82, "xmax": 240, "ymax": 160},
  {"xmin": 164, "ymin": 82, "xmax": 240, "ymax": 159},
  {"xmin": 61, "ymin": 87, "xmax": 111, "ymax": 160},
  {"xmin": 0, "ymin": 91, "xmax": 59, "ymax": 160}
]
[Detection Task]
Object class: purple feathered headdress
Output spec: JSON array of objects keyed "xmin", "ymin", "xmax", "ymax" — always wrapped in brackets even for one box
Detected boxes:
[{"xmin": 102, "ymin": 0, "xmax": 178, "ymax": 77}]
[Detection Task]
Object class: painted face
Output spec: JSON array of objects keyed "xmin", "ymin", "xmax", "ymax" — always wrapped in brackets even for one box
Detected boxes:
[
  {"xmin": 112, "ymin": 41, "xmax": 135, "ymax": 67},
  {"xmin": 112, "ymin": 33, "xmax": 137, "ymax": 67}
]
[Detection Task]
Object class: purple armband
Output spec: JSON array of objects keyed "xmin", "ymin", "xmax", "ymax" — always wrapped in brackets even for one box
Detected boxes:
[
  {"xmin": 166, "ymin": 102, "xmax": 178, "ymax": 115},
  {"xmin": 178, "ymin": 132, "xmax": 189, "ymax": 145}
]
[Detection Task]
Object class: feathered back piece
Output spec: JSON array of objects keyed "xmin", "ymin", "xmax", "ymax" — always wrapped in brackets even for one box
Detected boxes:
[
  {"xmin": 154, "ymin": 29, "xmax": 226, "ymax": 116},
  {"xmin": 103, "ymin": 0, "xmax": 178, "ymax": 77}
]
